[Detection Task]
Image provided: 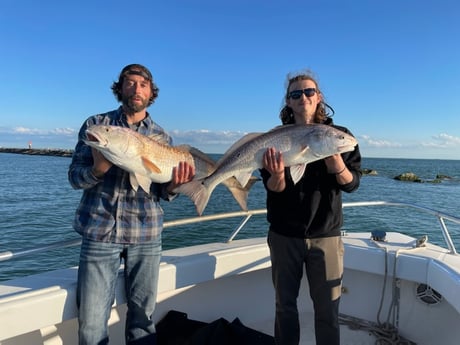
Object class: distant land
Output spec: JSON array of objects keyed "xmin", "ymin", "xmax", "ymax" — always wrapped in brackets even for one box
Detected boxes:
[{"xmin": 0, "ymin": 147, "xmax": 73, "ymax": 157}]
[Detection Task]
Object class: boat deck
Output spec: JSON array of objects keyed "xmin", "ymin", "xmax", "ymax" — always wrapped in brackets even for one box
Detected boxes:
[
  {"xmin": 2, "ymin": 201, "xmax": 460, "ymax": 345},
  {"xmin": 249, "ymin": 311, "xmax": 379, "ymax": 345}
]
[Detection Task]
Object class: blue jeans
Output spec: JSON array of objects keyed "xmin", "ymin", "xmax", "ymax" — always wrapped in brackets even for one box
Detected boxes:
[{"xmin": 77, "ymin": 237, "xmax": 162, "ymax": 345}]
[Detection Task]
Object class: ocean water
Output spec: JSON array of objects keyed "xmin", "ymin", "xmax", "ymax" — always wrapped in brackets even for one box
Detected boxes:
[{"xmin": 1, "ymin": 153, "xmax": 460, "ymax": 282}]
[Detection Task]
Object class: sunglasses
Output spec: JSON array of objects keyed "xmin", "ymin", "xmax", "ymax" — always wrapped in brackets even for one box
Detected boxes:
[{"xmin": 288, "ymin": 88, "xmax": 317, "ymax": 99}]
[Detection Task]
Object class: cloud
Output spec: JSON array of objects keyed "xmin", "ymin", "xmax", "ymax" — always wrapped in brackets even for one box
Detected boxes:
[
  {"xmin": 359, "ymin": 133, "xmax": 460, "ymax": 150},
  {"xmin": 1, "ymin": 126, "xmax": 459, "ymax": 159},
  {"xmin": 169, "ymin": 129, "xmax": 248, "ymax": 151},
  {"xmin": 52, "ymin": 127, "xmax": 76, "ymax": 135},
  {"xmin": 0, "ymin": 126, "xmax": 77, "ymax": 149},
  {"xmin": 424, "ymin": 133, "xmax": 460, "ymax": 148},
  {"xmin": 0, "ymin": 126, "xmax": 248, "ymax": 152},
  {"xmin": 358, "ymin": 135, "xmax": 402, "ymax": 148},
  {"xmin": 357, "ymin": 132, "xmax": 460, "ymax": 159},
  {"xmin": 0, "ymin": 126, "xmax": 76, "ymax": 136}
]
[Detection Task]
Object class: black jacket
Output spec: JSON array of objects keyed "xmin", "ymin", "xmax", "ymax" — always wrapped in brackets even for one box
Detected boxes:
[{"xmin": 260, "ymin": 121, "xmax": 361, "ymax": 239}]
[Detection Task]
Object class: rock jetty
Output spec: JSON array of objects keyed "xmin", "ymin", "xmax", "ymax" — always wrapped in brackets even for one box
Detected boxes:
[
  {"xmin": 361, "ymin": 168, "xmax": 378, "ymax": 176},
  {"xmin": 394, "ymin": 172, "xmax": 422, "ymax": 182},
  {"xmin": 0, "ymin": 147, "xmax": 73, "ymax": 157},
  {"xmin": 393, "ymin": 172, "xmax": 454, "ymax": 183}
]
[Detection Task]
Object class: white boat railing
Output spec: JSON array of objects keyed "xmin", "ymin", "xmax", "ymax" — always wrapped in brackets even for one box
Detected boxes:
[{"xmin": 0, "ymin": 200, "xmax": 459, "ymax": 263}]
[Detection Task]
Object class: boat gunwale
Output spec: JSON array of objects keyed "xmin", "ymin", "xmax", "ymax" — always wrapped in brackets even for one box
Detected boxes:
[{"xmin": 1, "ymin": 200, "xmax": 459, "ymax": 264}]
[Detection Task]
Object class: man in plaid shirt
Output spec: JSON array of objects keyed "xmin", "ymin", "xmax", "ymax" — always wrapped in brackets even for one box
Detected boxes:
[{"xmin": 68, "ymin": 64, "xmax": 194, "ymax": 345}]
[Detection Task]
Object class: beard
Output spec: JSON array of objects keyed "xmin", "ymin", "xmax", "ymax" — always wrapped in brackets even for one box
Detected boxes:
[{"xmin": 122, "ymin": 95, "xmax": 150, "ymax": 113}]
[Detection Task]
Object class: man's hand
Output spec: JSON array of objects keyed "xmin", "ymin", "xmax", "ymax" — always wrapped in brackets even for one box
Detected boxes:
[
  {"xmin": 263, "ymin": 147, "xmax": 286, "ymax": 192},
  {"xmin": 167, "ymin": 161, "xmax": 195, "ymax": 193},
  {"xmin": 263, "ymin": 147, "xmax": 285, "ymax": 176},
  {"xmin": 324, "ymin": 154, "xmax": 345, "ymax": 174},
  {"xmin": 91, "ymin": 148, "xmax": 112, "ymax": 178},
  {"xmin": 324, "ymin": 154, "xmax": 352, "ymax": 184}
]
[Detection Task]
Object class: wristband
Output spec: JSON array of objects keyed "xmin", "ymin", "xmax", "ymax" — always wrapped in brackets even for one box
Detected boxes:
[{"xmin": 335, "ymin": 166, "xmax": 346, "ymax": 175}]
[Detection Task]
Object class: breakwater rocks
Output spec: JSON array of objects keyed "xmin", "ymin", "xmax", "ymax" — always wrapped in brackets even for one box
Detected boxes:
[
  {"xmin": 0, "ymin": 147, "xmax": 73, "ymax": 157},
  {"xmin": 361, "ymin": 168, "xmax": 378, "ymax": 176},
  {"xmin": 362, "ymin": 168, "xmax": 453, "ymax": 183},
  {"xmin": 394, "ymin": 172, "xmax": 422, "ymax": 182},
  {"xmin": 393, "ymin": 172, "xmax": 453, "ymax": 183}
]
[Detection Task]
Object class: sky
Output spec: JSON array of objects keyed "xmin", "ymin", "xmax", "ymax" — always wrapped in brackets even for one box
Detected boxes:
[{"xmin": 0, "ymin": 0, "xmax": 459, "ymax": 160}]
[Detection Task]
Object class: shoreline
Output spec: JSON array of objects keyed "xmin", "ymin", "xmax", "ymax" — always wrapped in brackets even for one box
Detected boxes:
[{"xmin": 0, "ymin": 147, "xmax": 73, "ymax": 157}]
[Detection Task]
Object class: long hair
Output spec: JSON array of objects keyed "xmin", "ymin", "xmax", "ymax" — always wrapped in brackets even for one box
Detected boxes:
[
  {"xmin": 111, "ymin": 64, "xmax": 159, "ymax": 106},
  {"xmin": 279, "ymin": 70, "xmax": 334, "ymax": 125}
]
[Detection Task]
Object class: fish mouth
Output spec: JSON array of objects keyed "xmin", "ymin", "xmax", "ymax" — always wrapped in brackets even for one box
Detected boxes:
[
  {"xmin": 84, "ymin": 130, "xmax": 108, "ymax": 147},
  {"xmin": 337, "ymin": 143, "xmax": 357, "ymax": 152}
]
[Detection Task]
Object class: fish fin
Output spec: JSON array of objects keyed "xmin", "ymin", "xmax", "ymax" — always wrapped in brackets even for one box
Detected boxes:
[
  {"xmin": 233, "ymin": 171, "xmax": 255, "ymax": 189},
  {"xmin": 289, "ymin": 164, "xmax": 307, "ymax": 184},
  {"xmin": 188, "ymin": 147, "xmax": 218, "ymax": 176},
  {"xmin": 222, "ymin": 176, "xmax": 260, "ymax": 211},
  {"xmin": 187, "ymin": 146, "xmax": 216, "ymax": 165},
  {"xmin": 141, "ymin": 156, "xmax": 162, "ymax": 174},
  {"xmin": 175, "ymin": 145, "xmax": 217, "ymax": 171},
  {"xmin": 299, "ymin": 145, "xmax": 310, "ymax": 155},
  {"xmin": 217, "ymin": 132, "xmax": 263, "ymax": 166},
  {"xmin": 129, "ymin": 173, "xmax": 140, "ymax": 191},
  {"xmin": 175, "ymin": 144, "xmax": 192, "ymax": 152},
  {"xmin": 130, "ymin": 173, "xmax": 152, "ymax": 193},
  {"xmin": 288, "ymin": 145, "xmax": 309, "ymax": 184},
  {"xmin": 174, "ymin": 180, "xmax": 211, "ymax": 216},
  {"xmin": 268, "ymin": 124, "xmax": 305, "ymax": 131},
  {"xmin": 147, "ymin": 133, "xmax": 170, "ymax": 145}
]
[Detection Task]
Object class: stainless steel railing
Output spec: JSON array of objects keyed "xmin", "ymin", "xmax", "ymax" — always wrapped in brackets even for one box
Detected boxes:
[
  {"xmin": 342, "ymin": 200, "xmax": 460, "ymax": 255},
  {"xmin": 1, "ymin": 201, "xmax": 459, "ymax": 262}
]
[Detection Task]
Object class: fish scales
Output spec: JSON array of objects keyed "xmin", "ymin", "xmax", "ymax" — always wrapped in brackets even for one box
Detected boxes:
[
  {"xmin": 177, "ymin": 124, "xmax": 358, "ymax": 215},
  {"xmin": 84, "ymin": 124, "xmax": 257, "ymax": 211}
]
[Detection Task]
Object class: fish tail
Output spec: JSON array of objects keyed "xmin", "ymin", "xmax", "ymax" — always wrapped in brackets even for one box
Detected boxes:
[{"xmin": 175, "ymin": 180, "xmax": 212, "ymax": 216}]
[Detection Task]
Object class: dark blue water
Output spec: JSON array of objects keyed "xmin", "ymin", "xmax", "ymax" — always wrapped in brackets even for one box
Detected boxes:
[{"xmin": 1, "ymin": 153, "xmax": 459, "ymax": 281}]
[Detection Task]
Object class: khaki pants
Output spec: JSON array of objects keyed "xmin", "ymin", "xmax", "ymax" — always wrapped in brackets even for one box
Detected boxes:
[{"xmin": 268, "ymin": 231, "xmax": 344, "ymax": 345}]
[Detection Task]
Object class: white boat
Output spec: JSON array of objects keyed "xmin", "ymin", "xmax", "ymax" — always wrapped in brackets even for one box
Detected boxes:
[{"xmin": 1, "ymin": 201, "xmax": 459, "ymax": 345}]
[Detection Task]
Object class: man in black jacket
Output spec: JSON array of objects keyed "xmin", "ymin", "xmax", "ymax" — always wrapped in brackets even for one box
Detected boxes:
[{"xmin": 261, "ymin": 70, "xmax": 361, "ymax": 345}]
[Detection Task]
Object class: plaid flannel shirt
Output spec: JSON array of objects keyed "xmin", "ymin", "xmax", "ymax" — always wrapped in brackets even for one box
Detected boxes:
[{"xmin": 68, "ymin": 107, "xmax": 173, "ymax": 243}]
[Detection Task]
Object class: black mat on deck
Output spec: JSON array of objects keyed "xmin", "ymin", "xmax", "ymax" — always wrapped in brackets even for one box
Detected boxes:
[{"xmin": 156, "ymin": 310, "xmax": 275, "ymax": 345}]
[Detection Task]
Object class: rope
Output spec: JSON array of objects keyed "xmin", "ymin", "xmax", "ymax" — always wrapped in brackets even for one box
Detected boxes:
[
  {"xmin": 339, "ymin": 243, "xmax": 427, "ymax": 344},
  {"xmin": 339, "ymin": 314, "xmax": 416, "ymax": 345}
]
